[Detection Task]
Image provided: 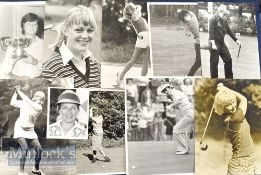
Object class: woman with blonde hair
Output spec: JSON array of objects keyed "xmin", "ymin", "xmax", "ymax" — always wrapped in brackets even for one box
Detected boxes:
[
  {"xmin": 10, "ymin": 85, "xmax": 46, "ymax": 175},
  {"xmin": 42, "ymin": 5, "xmax": 100, "ymax": 88},
  {"xmin": 116, "ymin": 3, "xmax": 150, "ymax": 86},
  {"xmin": 214, "ymin": 83, "xmax": 256, "ymax": 175}
]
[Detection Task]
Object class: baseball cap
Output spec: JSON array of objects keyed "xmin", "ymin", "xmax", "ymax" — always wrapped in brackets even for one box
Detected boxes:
[{"xmin": 57, "ymin": 90, "xmax": 80, "ymax": 105}]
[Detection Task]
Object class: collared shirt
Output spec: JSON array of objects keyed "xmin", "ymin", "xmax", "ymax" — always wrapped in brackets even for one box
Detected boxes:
[
  {"xmin": 42, "ymin": 43, "xmax": 100, "ymax": 88},
  {"xmin": 59, "ymin": 42, "xmax": 91, "ymax": 74},
  {"xmin": 169, "ymin": 89, "xmax": 192, "ymax": 111},
  {"xmin": 10, "ymin": 93, "xmax": 40, "ymax": 129},
  {"xmin": 209, "ymin": 16, "xmax": 237, "ymax": 43},
  {"xmin": 48, "ymin": 120, "xmax": 87, "ymax": 138}
]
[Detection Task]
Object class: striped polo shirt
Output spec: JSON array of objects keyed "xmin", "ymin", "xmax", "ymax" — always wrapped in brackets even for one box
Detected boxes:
[{"xmin": 42, "ymin": 46, "xmax": 100, "ymax": 88}]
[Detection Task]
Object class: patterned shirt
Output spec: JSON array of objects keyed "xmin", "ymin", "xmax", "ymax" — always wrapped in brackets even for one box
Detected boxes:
[
  {"xmin": 48, "ymin": 120, "xmax": 87, "ymax": 138},
  {"xmin": 42, "ymin": 46, "xmax": 100, "ymax": 88}
]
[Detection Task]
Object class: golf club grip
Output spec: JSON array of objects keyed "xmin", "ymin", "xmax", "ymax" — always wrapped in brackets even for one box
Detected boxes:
[
  {"xmin": 201, "ymin": 103, "xmax": 215, "ymax": 141},
  {"xmin": 237, "ymin": 44, "xmax": 241, "ymax": 58}
]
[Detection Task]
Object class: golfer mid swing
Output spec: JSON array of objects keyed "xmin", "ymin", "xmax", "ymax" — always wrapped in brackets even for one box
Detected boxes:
[
  {"xmin": 116, "ymin": 3, "xmax": 150, "ymax": 86},
  {"xmin": 214, "ymin": 83, "xmax": 256, "ymax": 175},
  {"xmin": 158, "ymin": 83, "xmax": 194, "ymax": 155}
]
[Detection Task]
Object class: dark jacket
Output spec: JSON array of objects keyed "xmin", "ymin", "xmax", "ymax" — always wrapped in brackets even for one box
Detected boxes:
[{"xmin": 209, "ymin": 16, "xmax": 237, "ymax": 44}]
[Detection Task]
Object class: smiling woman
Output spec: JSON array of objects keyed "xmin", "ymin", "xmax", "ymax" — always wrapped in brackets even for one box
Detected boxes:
[
  {"xmin": 42, "ymin": 5, "xmax": 100, "ymax": 88},
  {"xmin": 1, "ymin": 13, "xmax": 44, "ymax": 78},
  {"xmin": 48, "ymin": 89, "xmax": 88, "ymax": 139}
]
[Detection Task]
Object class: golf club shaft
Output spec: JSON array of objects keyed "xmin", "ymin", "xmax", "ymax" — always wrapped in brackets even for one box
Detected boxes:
[{"xmin": 201, "ymin": 102, "xmax": 215, "ymax": 141}]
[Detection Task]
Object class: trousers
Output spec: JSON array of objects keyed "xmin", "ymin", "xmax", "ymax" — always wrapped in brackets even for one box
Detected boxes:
[{"xmin": 210, "ymin": 42, "xmax": 233, "ymax": 78}]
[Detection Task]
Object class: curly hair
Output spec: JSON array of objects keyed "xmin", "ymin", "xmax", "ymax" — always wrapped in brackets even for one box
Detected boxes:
[
  {"xmin": 123, "ymin": 3, "xmax": 137, "ymax": 20},
  {"xmin": 214, "ymin": 89, "xmax": 237, "ymax": 116},
  {"xmin": 178, "ymin": 10, "xmax": 190, "ymax": 23}
]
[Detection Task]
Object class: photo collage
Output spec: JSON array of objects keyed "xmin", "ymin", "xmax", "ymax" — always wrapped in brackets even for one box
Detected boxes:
[{"xmin": 0, "ymin": 0, "xmax": 260, "ymax": 175}]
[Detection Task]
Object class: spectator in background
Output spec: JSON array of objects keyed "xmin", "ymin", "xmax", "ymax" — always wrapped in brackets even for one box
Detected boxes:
[
  {"xmin": 126, "ymin": 79, "xmax": 139, "ymax": 107},
  {"xmin": 151, "ymin": 97, "xmax": 165, "ymax": 141},
  {"xmin": 164, "ymin": 107, "xmax": 176, "ymax": 141},
  {"xmin": 138, "ymin": 108, "xmax": 147, "ymax": 141},
  {"xmin": 142, "ymin": 105, "xmax": 155, "ymax": 141},
  {"xmin": 129, "ymin": 109, "xmax": 139, "ymax": 141},
  {"xmin": 141, "ymin": 83, "xmax": 156, "ymax": 107}
]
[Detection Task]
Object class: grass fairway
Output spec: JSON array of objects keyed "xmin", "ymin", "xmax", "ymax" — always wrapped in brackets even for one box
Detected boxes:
[
  {"xmin": 76, "ymin": 147, "xmax": 126, "ymax": 174},
  {"xmin": 0, "ymin": 151, "xmax": 76, "ymax": 175},
  {"xmin": 200, "ymin": 32, "xmax": 260, "ymax": 79},
  {"xmin": 128, "ymin": 140, "xmax": 195, "ymax": 175},
  {"xmin": 151, "ymin": 26, "xmax": 201, "ymax": 76}
]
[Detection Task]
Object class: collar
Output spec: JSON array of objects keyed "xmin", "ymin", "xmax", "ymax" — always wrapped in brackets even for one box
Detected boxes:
[{"xmin": 59, "ymin": 42, "xmax": 92, "ymax": 66}]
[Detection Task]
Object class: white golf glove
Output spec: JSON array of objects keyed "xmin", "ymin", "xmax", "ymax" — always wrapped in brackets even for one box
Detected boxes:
[
  {"xmin": 211, "ymin": 40, "xmax": 217, "ymax": 50},
  {"xmin": 166, "ymin": 105, "xmax": 172, "ymax": 110},
  {"xmin": 236, "ymin": 40, "xmax": 242, "ymax": 46}
]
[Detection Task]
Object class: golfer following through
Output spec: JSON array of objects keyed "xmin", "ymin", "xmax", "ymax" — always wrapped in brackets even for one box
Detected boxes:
[
  {"xmin": 10, "ymin": 85, "xmax": 46, "ymax": 175},
  {"xmin": 178, "ymin": 10, "xmax": 201, "ymax": 76},
  {"xmin": 214, "ymin": 83, "xmax": 256, "ymax": 175},
  {"xmin": 158, "ymin": 83, "xmax": 194, "ymax": 155},
  {"xmin": 116, "ymin": 3, "xmax": 150, "ymax": 86},
  {"xmin": 89, "ymin": 107, "xmax": 110, "ymax": 163}
]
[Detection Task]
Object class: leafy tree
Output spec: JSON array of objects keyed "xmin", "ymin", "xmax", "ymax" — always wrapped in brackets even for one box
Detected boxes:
[
  {"xmin": 102, "ymin": 0, "xmax": 148, "ymax": 44},
  {"xmin": 89, "ymin": 91, "xmax": 125, "ymax": 139},
  {"xmin": 195, "ymin": 79, "xmax": 261, "ymax": 142}
]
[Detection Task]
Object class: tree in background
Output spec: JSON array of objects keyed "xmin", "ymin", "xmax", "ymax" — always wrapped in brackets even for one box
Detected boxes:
[
  {"xmin": 195, "ymin": 79, "xmax": 261, "ymax": 142},
  {"xmin": 102, "ymin": 0, "xmax": 148, "ymax": 44},
  {"xmin": 89, "ymin": 91, "xmax": 125, "ymax": 140}
]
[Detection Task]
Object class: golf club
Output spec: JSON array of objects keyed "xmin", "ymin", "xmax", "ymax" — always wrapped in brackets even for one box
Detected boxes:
[{"xmin": 200, "ymin": 102, "xmax": 215, "ymax": 151}]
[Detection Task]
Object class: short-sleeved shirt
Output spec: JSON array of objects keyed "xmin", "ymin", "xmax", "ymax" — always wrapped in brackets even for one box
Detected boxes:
[{"xmin": 49, "ymin": 120, "xmax": 87, "ymax": 138}]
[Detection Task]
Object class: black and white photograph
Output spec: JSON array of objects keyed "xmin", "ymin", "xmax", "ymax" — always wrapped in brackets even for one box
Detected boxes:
[
  {"xmin": 148, "ymin": 2, "xmax": 202, "ymax": 77},
  {"xmin": 76, "ymin": 90, "xmax": 125, "ymax": 174},
  {"xmin": 1, "ymin": 138, "xmax": 76, "ymax": 175},
  {"xmin": 47, "ymin": 88, "xmax": 89, "ymax": 139},
  {"xmin": 195, "ymin": 78, "xmax": 261, "ymax": 175},
  {"xmin": 127, "ymin": 77, "xmax": 195, "ymax": 175},
  {"xmin": 0, "ymin": 1, "xmax": 45, "ymax": 79},
  {"xmin": 101, "ymin": 0, "xmax": 152, "ymax": 89},
  {"xmin": 0, "ymin": 78, "xmax": 76, "ymax": 175},
  {"xmin": 198, "ymin": 2, "xmax": 260, "ymax": 79},
  {"xmin": 42, "ymin": 0, "xmax": 102, "ymax": 88}
]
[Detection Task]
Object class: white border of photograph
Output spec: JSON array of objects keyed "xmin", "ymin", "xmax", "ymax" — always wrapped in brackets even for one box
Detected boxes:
[
  {"xmin": 0, "ymin": 1, "xmax": 45, "ymax": 5},
  {"xmin": 125, "ymin": 75, "xmax": 198, "ymax": 175},
  {"xmin": 84, "ymin": 88, "xmax": 126, "ymax": 175},
  {"xmin": 46, "ymin": 87, "xmax": 89, "ymax": 139}
]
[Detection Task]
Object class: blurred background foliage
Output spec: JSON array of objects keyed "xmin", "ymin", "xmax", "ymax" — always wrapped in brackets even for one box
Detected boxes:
[
  {"xmin": 0, "ymin": 79, "xmax": 49, "ymax": 140},
  {"xmin": 89, "ymin": 91, "xmax": 125, "ymax": 140},
  {"xmin": 102, "ymin": 0, "xmax": 148, "ymax": 63},
  {"xmin": 195, "ymin": 79, "xmax": 261, "ymax": 142}
]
